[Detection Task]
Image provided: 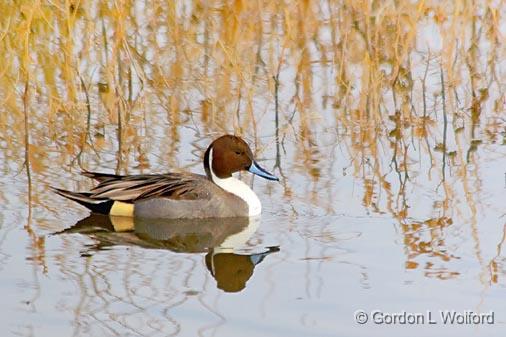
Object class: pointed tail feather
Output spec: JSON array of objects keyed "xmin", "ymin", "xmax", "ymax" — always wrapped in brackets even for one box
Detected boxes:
[{"xmin": 51, "ymin": 187, "xmax": 114, "ymax": 214}]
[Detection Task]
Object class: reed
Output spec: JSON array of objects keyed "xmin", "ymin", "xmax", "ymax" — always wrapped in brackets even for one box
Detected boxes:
[{"xmin": 0, "ymin": 0, "xmax": 503, "ymax": 231}]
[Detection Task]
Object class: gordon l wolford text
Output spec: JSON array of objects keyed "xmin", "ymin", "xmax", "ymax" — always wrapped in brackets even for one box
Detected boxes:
[{"xmin": 371, "ymin": 310, "xmax": 494, "ymax": 324}]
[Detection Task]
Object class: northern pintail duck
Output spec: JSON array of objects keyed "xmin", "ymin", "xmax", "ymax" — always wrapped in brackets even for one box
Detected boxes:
[{"xmin": 52, "ymin": 135, "xmax": 278, "ymax": 218}]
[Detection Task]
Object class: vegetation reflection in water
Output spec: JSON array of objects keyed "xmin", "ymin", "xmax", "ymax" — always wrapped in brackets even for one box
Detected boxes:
[
  {"xmin": 56, "ymin": 215, "xmax": 278, "ymax": 293},
  {"xmin": 0, "ymin": 0, "xmax": 505, "ymax": 336}
]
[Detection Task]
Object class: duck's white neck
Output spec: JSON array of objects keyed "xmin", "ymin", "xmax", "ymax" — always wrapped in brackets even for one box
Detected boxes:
[{"xmin": 208, "ymin": 148, "xmax": 261, "ymax": 216}]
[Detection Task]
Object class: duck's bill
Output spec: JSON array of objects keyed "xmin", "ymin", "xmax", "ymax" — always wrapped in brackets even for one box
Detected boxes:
[{"xmin": 248, "ymin": 161, "xmax": 279, "ymax": 181}]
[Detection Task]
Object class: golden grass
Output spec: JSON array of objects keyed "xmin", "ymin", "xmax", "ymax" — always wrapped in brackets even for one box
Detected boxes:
[{"xmin": 1, "ymin": 0, "xmax": 504, "ymax": 235}]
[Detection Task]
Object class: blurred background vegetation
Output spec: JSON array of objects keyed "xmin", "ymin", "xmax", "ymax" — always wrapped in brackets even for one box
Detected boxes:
[
  {"xmin": 1, "ymin": 0, "xmax": 505, "ymax": 234},
  {"xmin": 2, "ymin": 5, "xmax": 506, "ymax": 334},
  {"xmin": 0, "ymin": 0, "xmax": 505, "ymax": 301}
]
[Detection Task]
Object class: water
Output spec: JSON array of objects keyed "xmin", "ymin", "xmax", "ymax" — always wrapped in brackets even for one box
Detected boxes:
[
  {"xmin": 1, "ymin": 1, "xmax": 506, "ymax": 336},
  {"xmin": 1, "ymin": 132, "xmax": 505, "ymax": 336}
]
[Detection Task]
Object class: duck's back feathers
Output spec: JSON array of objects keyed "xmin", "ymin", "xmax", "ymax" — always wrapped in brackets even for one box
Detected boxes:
[
  {"xmin": 81, "ymin": 171, "xmax": 122, "ymax": 183},
  {"xmin": 53, "ymin": 171, "xmax": 250, "ymax": 218},
  {"xmin": 85, "ymin": 172, "xmax": 212, "ymax": 201}
]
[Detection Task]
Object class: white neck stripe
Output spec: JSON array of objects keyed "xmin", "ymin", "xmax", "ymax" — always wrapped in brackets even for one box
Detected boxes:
[{"xmin": 209, "ymin": 148, "xmax": 261, "ymax": 216}]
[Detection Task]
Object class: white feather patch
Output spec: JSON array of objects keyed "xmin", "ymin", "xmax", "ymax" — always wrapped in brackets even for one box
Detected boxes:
[
  {"xmin": 209, "ymin": 148, "xmax": 261, "ymax": 216},
  {"xmin": 215, "ymin": 216, "xmax": 260, "ymax": 253}
]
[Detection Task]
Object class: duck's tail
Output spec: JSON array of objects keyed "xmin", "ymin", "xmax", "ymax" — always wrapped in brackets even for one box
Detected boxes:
[{"xmin": 50, "ymin": 187, "xmax": 114, "ymax": 214}]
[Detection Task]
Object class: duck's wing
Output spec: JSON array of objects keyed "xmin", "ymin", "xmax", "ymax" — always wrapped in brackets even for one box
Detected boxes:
[
  {"xmin": 52, "ymin": 172, "xmax": 214, "ymax": 213},
  {"xmin": 86, "ymin": 172, "xmax": 213, "ymax": 202},
  {"xmin": 81, "ymin": 171, "xmax": 123, "ymax": 183}
]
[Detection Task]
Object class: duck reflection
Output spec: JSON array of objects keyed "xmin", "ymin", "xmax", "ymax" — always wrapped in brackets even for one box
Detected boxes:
[{"xmin": 56, "ymin": 214, "xmax": 279, "ymax": 292}]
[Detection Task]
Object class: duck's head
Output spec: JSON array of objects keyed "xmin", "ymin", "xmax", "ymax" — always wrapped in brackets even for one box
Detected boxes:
[{"xmin": 204, "ymin": 135, "xmax": 279, "ymax": 182}]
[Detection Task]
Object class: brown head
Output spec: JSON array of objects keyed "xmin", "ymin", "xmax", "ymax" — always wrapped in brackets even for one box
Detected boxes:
[{"xmin": 204, "ymin": 135, "xmax": 278, "ymax": 182}]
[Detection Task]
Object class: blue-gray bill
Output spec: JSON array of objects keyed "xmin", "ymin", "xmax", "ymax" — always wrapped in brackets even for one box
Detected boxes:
[{"xmin": 248, "ymin": 161, "xmax": 279, "ymax": 181}]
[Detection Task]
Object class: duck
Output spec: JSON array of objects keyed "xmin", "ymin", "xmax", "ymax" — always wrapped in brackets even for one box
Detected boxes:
[{"xmin": 52, "ymin": 135, "xmax": 279, "ymax": 218}]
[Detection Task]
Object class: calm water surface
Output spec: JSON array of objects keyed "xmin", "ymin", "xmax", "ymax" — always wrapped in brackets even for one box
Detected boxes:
[
  {"xmin": 1, "ymin": 1, "xmax": 506, "ymax": 336},
  {"xmin": 2, "ymin": 128, "xmax": 505, "ymax": 337}
]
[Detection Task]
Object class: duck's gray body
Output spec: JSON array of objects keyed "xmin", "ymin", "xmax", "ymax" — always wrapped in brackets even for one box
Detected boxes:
[
  {"xmin": 134, "ymin": 176, "xmax": 249, "ymax": 218},
  {"xmin": 53, "ymin": 171, "xmax": 250, "ymax": 219}
]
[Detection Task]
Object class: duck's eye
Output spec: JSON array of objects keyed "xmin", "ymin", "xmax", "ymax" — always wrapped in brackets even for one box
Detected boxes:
[{"xmin": 235, "ymin": 151, "xmax": 242, "ymax": 155}]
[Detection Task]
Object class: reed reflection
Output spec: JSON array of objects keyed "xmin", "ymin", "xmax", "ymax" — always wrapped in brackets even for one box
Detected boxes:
[
  {"xmin": 57, "ymin": 215, "xmax": 278, "ymax": 293},
  {"xmin": 0, "ymin": 0, "xmax": 504, "ymax": 296}
]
